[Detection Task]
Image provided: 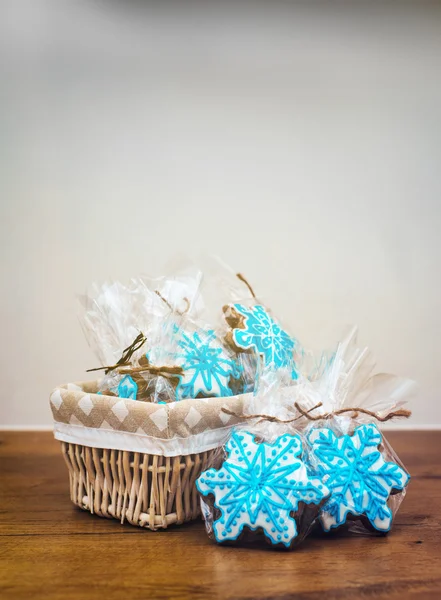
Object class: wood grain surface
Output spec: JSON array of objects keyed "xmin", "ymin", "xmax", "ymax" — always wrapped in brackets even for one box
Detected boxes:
[{"xmin": 0, "ymin": 431, "xmax": 440, "ymax": 600}]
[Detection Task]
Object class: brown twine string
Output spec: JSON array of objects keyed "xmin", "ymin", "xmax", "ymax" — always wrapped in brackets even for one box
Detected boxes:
[
  {"xmin": 155, "ymin": 290, "xmax": 190, "ymax": 316},
  {"xmin": 236, "ymin": 272, "xmax": 256, "ymax": 299},
  {"xmin": 221, "ymin": 402, "xmax": 323, "ymax": 425},
  {"xmin": 119, "ymin": 364, "xmax": 183, "ymax": 402},
  {"xmin": 86, "ymin": 332, "xmax": 147, "ymax": 375},
  {"xmin": 293, "ymin": 403, "xmax": 412, "ymax": 423},
  {"xmin": 221, "ymin": 401, "xmax": 411, "ymax": 424},
  {"xmin": 117, "ymin": 364, "xmax": 183, "ymax": 378}
]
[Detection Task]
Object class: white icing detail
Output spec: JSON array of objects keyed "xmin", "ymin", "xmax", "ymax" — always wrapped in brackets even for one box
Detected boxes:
[
  {"xmin": 309, "ymin": 425, "xmax": 409, "ymax": 532},
  {"xmin": 197, "ymin": 431, "xmax": 329, "ymax": 547}
]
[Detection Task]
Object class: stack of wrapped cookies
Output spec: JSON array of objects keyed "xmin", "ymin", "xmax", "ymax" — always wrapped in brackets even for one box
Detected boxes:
[{"xmin": 75, "ymin": 257, "xmax": 414, "ymax": 547}]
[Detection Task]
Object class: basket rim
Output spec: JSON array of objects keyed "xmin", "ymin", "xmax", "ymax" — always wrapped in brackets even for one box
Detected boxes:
[{"xmin": 50, "ymin": 380, "xmax": 249, "ymax": 457}]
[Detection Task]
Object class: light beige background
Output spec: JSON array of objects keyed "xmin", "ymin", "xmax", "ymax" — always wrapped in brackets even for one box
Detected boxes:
[{"xmin": 1, "ymin": 1, "xmax": 440, "ymax": 427}]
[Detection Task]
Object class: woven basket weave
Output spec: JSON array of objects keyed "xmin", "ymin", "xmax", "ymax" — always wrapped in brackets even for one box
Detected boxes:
[
  {"xmin": 61, "ymin": 443, "xmax": 217, "ymax": 529},
  {"xmin": 50, "ymin": 382, "xmax": 246, "ymax": 530}
]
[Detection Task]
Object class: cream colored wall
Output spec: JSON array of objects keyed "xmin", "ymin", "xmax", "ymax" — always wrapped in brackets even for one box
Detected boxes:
[{"xmin": 1, "ymin": 1, "xmax": 441, "ymax": 427}]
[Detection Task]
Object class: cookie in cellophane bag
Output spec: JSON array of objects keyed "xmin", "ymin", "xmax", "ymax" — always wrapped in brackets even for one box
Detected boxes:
[
  {"xmin": 305, "ymin": 419, "xmax": 410, "ymax": 536},
  {"xmin": 132, "ymin": 259, "xmax": 258, "ymax": 403},
  {"xmin": 195, "ymin": 368, "xmax": 330, "ymax": 550},
  {"xmin": 300, "ymin": 327, "xmax": 415, "ymax": 536},
  {"xmin": 145, "ymin": 310, "xmax": 255, "ymax": 403},
  {"xmin": 152, "ymin": 256, "xmax": 262, "ymax": 398},
  {"xmin": 197, "ymin": 427, "xmax": 330, "ymax": 549},
  {"xmin": 221, "ymin": 275, "xmax": 301, "ymax": 380},
  {"xmin": 78, "ymin": 278, "xmax": 168, "ymax": 401}
]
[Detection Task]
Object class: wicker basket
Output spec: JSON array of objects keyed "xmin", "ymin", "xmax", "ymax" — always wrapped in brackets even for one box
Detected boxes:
[
  {"xmin": 61, "ymin": 442, "xmax": 216, "ymax": 529},
  {"xmin": 50, "ymin": 381, "xmax": 246, "ymax": 530}
]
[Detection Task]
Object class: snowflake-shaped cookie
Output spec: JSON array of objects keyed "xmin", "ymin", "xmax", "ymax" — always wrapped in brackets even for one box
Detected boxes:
[
  {"xmin": 224, "ymin": 304, "xmax": 296, "ymax": 372},
  {"xmin": 174, "ymin": 329, "xmax": 242, "ymax": 400},
  {"xmin": 196, "ymin": 430, "xmax": 329, "ymax": 547},
  {"xmin": 307, "ymin": 424, "xmax": 410, "ymax": 532}
]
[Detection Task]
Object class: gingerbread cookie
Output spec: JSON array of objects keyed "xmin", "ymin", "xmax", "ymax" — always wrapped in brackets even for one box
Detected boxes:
[
  {"xmin": 196, "ymin": 430, "xmax": 329, "ymax": 548},
  {"xmin": 307, "ymin": 424, "xmax": 410, "ymax": 532},
  {"xmin": 172, "ymin": 328, "xmax": 242, "ymax": 400},
  {"xmin": 223, "ymin": 304, "xmax": 296, "ymax": 372}
]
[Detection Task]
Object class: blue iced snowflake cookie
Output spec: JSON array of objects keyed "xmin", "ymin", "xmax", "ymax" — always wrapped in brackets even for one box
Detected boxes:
[
  {"xmin": 173, "ymin": 328, "xmax": 242, "ymax": 400},
  {"xmin": 307, "ymin": 424, "xmax": 410, "ymax": 532},
  {"xmin": 196, "ymin": 430, "xmax": 329, "ymax": 547},
  {"xmin": 224, "ymin": 304, "xmax": 297, "ymax": 374}
]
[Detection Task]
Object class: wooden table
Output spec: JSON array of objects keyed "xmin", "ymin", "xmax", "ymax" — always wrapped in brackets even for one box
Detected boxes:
[{"xmin": 1, "ymin": 431, "xmax": 440, "ymax": 599}]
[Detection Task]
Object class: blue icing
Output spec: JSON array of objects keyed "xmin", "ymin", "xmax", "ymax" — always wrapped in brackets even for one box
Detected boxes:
[
  {"xmin": 117, "ymin": 375, "xmax": 138, "ymax": 400},
  {"xmin": 174, "ymin": 328, "xmax": 242, "ymax": 400},
  {"xmin": 307, "ymin": 424, "xmax": 410, "ymax": 532},
  {"xmin": 196, "ymin": 430, "xmax": 328, "ymax": 546},
  {"xmin": 230, "ymin": 304, "xmax": 297, "ymax": 373}
]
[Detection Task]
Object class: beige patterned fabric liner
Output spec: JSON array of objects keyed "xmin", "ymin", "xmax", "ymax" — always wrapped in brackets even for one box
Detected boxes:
[{"xmin": 50, "ymin": 381, "xmax": 249, "ymax": 457}]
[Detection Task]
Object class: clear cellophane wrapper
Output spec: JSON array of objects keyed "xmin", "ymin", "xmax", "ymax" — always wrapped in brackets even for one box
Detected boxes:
[
  {"xmin": 131, "ymin": 265, "xmax": 206, "ymax": 403},
  {"xmin": 304, "ymin": 415, "xmax": 410, "ymax": 536},
  {"xmin": 138, "ymin": 257, "xmax": 275, "ymax": 403},
  {"xmin": 298, "ymin": 326, "xmax": 415, "ymax": 536},
  {"xmin": 196, "ymin": 365, "xmax": 330, "ymax": 550},
  {"xmin": 144, "ymin": 306, "xmax": 259, "ymax": 404},
  {"xmin": 78, "ymin": 278, "xmax": 169, "ymax": 400}
]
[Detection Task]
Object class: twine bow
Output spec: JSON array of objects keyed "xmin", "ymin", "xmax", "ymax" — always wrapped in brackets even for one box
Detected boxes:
[{"xmin": 86, "ymin": 332, "xmax": 147, "ymax": 375}]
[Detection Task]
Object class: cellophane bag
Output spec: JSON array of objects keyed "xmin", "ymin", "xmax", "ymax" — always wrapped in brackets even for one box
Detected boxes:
[
  {"xmin": 299, "ymin": 326, "xmax": 415, "ymax": 535},
  {"xmin": 144, "ymin": 305, "xmax": 254, "ymax": 404},
  {"xmin": 220, "ymin": 289, "xmax": 302, "ymax": 381},
  {"xmin": 78, "ymin": 278, "xmax": 169, "ymax": 400},
  {"xmin": 99, "ymin": 264, "xmax": 207, "ymax": 403},
  {"xmin": 195, "ymin": 362, "xmax": 331, "ymax": 550},
  {"xmin": 138, "ymin": 258, "xmax": 267, "ymax": 403}
]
